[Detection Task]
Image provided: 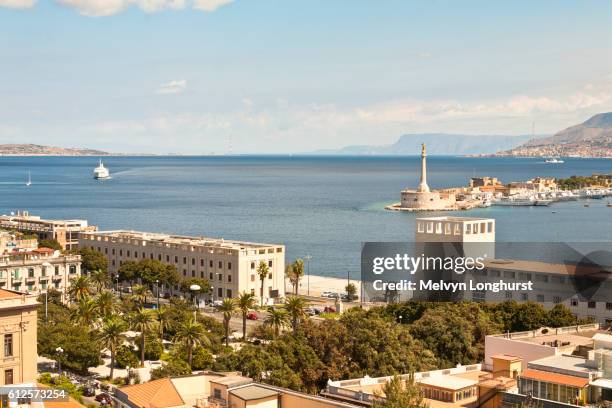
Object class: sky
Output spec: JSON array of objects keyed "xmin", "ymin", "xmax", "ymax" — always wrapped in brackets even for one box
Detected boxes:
[{"xmin": 1, "ymin": 0, "xmax": 612, "ymax": 154}]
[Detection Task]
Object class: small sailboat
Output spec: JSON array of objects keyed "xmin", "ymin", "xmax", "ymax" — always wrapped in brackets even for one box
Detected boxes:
[{"xmin": 25, "ymin": 171, "xmax": 32, "ymax": 186}]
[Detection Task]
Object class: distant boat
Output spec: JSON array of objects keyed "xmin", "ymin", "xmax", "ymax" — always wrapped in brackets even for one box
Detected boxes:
[
  {"xmin": 607, "ymin": 201, "xmax": 612, "ymax": 207},
  {"xmin": 545, "ymin": 157, "xmax": 564, "ymax": 164},
  {"xmin": 93, "ymin": 159, "xmax": 111, "ymax": 180},
  {"xmin": 25, "ymin": 171, "xmax": 31, "ymax": 186}
]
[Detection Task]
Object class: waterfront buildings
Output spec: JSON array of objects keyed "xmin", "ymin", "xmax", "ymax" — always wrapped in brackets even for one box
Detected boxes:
[
  {"xmin": 413, "ymin": 216, "xmax": 611, "ymax": 325},
  {"xmin": 0, "ymin": 211, "xmax": 97, "ymax": 251},
  {"xmin": 79, "ymin": 230, "xmax": 285, "ymax": 302},
  {"xmin": 0, "ymin": 249, "xmax": 81, "ymax": 302},
  {"xmin": 0, "ymin": 289, "xmax": 38, "ymax": 387}
]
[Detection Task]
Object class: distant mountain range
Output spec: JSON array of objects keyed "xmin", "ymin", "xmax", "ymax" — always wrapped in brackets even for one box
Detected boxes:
[
  {"xmin": 311, "ymin": 133, "xmax": 540, "ymax": 156},
  {"xmin": 0, "ymin": 144, "xmax": 109, "ymax": 156},
  {"xmin": 497, "ymin": 113, "xmax": 612, "ymax": 158}
]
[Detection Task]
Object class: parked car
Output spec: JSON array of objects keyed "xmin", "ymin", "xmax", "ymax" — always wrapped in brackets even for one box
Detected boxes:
[
  {"xmin": 320, "ymin": 291, "xmax": 334, "ymax": 298},
  {"xmin": 95, "ymin": 393, "xmax": 112, "ymax": 404},
  {"xmin": 246, "ymin": 311, "xmax": 258, "ymax": 320}
]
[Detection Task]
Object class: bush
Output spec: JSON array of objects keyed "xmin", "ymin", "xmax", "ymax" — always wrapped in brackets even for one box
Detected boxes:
[
  {"xmin": 150, "ymin": 358, "xmax": 191, "ymax": 380},
  {"xmin": 38, "ymin": 372, "xmax": 53, "ymax": 385},
  {"xmin": 115, "ymin": 345, "xmax": 139, "ymax": 369},
  {"xmin": 140, "ymin": 335, "xmax": 163, "ymax": 361},
  {"xmin": 172, "ymin": 345, "xmax": 213, "ymax": 370}
]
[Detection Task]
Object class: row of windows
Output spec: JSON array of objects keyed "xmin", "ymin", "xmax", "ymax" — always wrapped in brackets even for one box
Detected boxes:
[
  {"xmin": 0, "ymin": 265, "xmax": 76, "ymax": 279},
  {"xmin": 0, "ymin": 281, "xmax": 62, "ymax": 292},
  {"xmin": 488, "ymin": 291, "xmax": 610, "ymax": 309}
]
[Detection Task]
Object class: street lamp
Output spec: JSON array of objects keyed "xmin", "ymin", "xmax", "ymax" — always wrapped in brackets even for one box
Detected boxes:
[
  {"xmin": 155, "ymin": 279, "xmax": 160, "ymax": 310},
  {"xmin": 55, "ymin": 347, "xmax": 64, "ymax": 374},
  {"xmin": 304, "ymin": 254, "xmax": 312, "ymax": 296},
  {"xmin": 189, "ymin": 284, "xmax": 201, "ymax": 320},
  {"xmin": 210, "ymin": 286, "xmax": 214, "ymax": 304}
]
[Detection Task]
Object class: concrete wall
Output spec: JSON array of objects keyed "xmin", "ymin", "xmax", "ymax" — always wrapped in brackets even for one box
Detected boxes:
[{"xmin": 485, "ymin": 335, "xmax": 557, "ymax": 371}]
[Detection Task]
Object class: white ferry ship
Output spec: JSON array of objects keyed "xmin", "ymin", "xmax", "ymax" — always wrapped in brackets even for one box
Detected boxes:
[
  {"xmin": 544, "ymin": 157, "xmax": 564, "ymax": 164},
  {"xmin": 93, "ymin": 159, "xmax": 111, "ymax": 180},
  {"xmin": 491, "ymin": 196, "xmax": 536, "ymax": 206}
]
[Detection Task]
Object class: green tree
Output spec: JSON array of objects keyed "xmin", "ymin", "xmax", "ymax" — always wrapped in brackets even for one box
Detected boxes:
[
  {"xmin": 179, "ymin": 277, "xmax": 211, "ymax": 296},
  {"xmin": 150, "ymin": 358, "xmax": 191, "ymax": 380},
  {"xmin": 237, "ymin": 292, "xmax": 257, "ymax": 341},
  {"xmin": 264, "ymin": 306, "xmax": 288, "ymax": 338},
  {"xmin": 547, "ymin": 304, "xmax": 578, "ymax": 327},
  {"xmin": 285, "ymin": 259, "xmax": 304, "ymax": 295},
  {"xmin": 70, "ymin": 298, "xmax": 97, "ymax": 326},
  {"xmin": 156, "ymin": 305, "xmax": 174, "ymax": 340},
  {"xmin": 173, "ymin": 318, "xmax": 211, "ymax": 369},
  {"xmin": 257, "ymin": 261, "xmax": 269, "ymax": 307},
  {"xmin": 67, "ymin": 275, "xmax": 92, "ymax": 302},
  {"xmin": 345, "ymin": 282, "xmax": 357, "ymax": 301},
  {"xmin": 118, "ymin": 261, "xmax": 139, "ymax": 284},
  {"xmin": 90, "ymin": 269, "xmax": 110, "ymax": 292},
  {"xmin": 99, "ymin": 317, "xmax": 127, "ymax": 380},
  {"xmin": 78, "ymin": 247, "xmax": 108, "ymax": 274},
  {"xmin": 218, "ymin": 298, "xmax": 237, "ymax": 347},
  {"xmin": 372, "ymin": 374, "xmax": 427, "ymax": 408},
  {"xmin": 94, "ymin": 291, "xmax": 119, "ymax": 319},
  {"xmin": 38, "ymin": 321, "xmax": 101, "ymax": 374},
  {"xmin": 162, "ymin": 265, "xmax": 180, "ymax": 294},
  {"xmin": 131, "ymin": 284, "xmax": 150, "ymax": 306},
  {"xmin": 38, "ymin": 238, "xmax": 62, "ymax": 251},
  {"xmin": 115, "ymin": 345, "xmax": 139, "ymax": 369},
  {"xmin": 129, "ymin": 308, "xmax": 157, "ymax": 367},
  {"xmin": 284, "ymin": 296, "xmax": 307, "ymax": 333}
]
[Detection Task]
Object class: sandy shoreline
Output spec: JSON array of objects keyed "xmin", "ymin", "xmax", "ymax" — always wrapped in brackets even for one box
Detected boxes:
[{"xmin": 285, "ymin": 274, "xmax": 362, "ymax": 298}]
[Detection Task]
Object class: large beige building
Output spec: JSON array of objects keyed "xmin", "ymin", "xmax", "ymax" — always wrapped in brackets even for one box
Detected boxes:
[
  {"xmin": 79, "ymin": 230, "xmax": 285, "ymax": 302},
  {"xmin": 0, "ymin": 249, "xmax": 81, "ymax": 302},
  {"xmin": 0, "ymin": 211, "xmax": 97, "ymax": 251},
  {"xmin": 0, "ymin": 289, "xmax": 38, "ymax": 387}
]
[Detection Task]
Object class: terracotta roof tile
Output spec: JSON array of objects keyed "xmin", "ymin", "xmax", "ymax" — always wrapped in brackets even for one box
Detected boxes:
[{"xmin": 119, "ymin": 378, "xmax": 185, "ymax": 408}]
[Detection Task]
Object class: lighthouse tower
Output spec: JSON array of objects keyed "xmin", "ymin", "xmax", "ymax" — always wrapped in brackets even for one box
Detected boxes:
[{"xmin": 417, "ymin": 143, "xmax": 430, "ymax": 193}]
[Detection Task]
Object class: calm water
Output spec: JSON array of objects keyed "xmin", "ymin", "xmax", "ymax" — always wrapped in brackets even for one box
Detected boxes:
[{"xmin": 0, "ymin": 155, "xmax": 610, "ymax": 277}]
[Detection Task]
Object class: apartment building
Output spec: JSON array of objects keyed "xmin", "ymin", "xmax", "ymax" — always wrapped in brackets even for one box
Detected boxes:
[
  {"xmin": 0, "ymin": 289, "xmax": 38, "ymax": 388},
  {"xmin": 0, "ymin": 211, "xmax": 97, "ymax": 251},
  {"xmin": 0, "ymin": 249, "xmax": 81, "ymax": 302},
  {"xmin": 79, "ymin": 230, "xmax": 285, "ymax": 302}
]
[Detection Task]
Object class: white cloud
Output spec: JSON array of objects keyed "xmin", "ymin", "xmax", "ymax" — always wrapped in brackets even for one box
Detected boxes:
[
  {"xmin": 193, "ymin": 0, "xmax": 232, "ymax": 12},
  {"xmin": 0, "ymin": 0, "xmax": 36, "ymax": 9},
  {"xmin": 156, "ymin": 79, "xmax": 187, "ymax": 95},
  {"xmin": 54, "ymin": 0, "xmax": 231, "ymax": 16}
]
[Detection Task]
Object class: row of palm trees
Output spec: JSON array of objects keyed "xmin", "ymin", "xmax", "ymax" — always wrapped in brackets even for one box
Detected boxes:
[
  {"xmin": 216, "ymin": 292, "xmax": 309, "ymax": 345},
  {"xmin": 64, "ymin": 274, "xmax": 211, "ymax": 380}
]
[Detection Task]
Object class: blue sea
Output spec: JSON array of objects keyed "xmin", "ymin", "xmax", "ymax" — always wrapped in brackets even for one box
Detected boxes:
[{"xmin": 0, "ymin": 155, "xmax": 610, "ymax": 278}]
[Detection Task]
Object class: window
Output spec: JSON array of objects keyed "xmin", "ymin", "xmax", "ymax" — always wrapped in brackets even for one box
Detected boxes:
[
  {"xmin": 55, "ymin": 266, "xmax": 60, "ymax": 275},
  {"xmin": 218, "ymin": 261, "xmax": 222, "ymax": 268},
  {"xmin": 250, "ymin": 262, "xmax": 255, "ymax": 269},
  {"xmin": 571, "ymin": 299, "xmax": 579, "ymax": 307},
  {"xmin": 217, "ymin": 287, "xmax": 222, "ymax": 298},
  {"xmin": 553, "ymin": 296, "xmax": 561, "ymax": 304},
  {"xmin": 209, "ymin": 273, "xmax": 213, "ymax": 280},
  {"xmin": 268, "ymin": 273, "xmax": 272, "ymax": 279},
  {"xmin": 28, "ymin": 268, "xmax": 35, "ymax": 278},
  {"xmin": 119, "ymin": 249, "xmax": 123, "ymax": 256},
  {"xmin": 69, "ymin": 265, "xmax": 77, "ymax": 274},
  {"xmin": 166, "ymin": 255, "xmax": 170, "ymax": 262},
  {"xmin": 218, "ymin": 274, "xmax": 222, "ymax": 282},
  {"xmin": 41, "ymin": 267, "xmax": 47, "ymax": 277},
  {"xmin": 268, "ymin": 260, "xmax": 273, "ymax": 267},
  {"xmin": 226, "ymin": 289, "xmax": 232, "ymax": 298},
  {"xmin": 112, "ymin": 248, "xmax": 115, "ymax": 255},
  {"xmin": 209, "ymin": 260, "xmax": 213, "ymax": 268},
  {"xmin": 250, "ymin": 274, "xmax": 255, "ymax": 282},
  {"xmin": 505, "ymin": 291, "xmax": 512, "ymax": 299},
  {"xmin": 521, "ymin": 293, "xmax": 528, "ymax": 301},
  {"xmin": 183, "ymin": 257, "xmax": 187, "ymax": 264},
  {"xmin": 588, "ymin": 301, "xmax": 596, "ymax": 309},
  {"xmin": 175, "ymin": 256, "xmax": 178, "ymax": 263},
  {"xmin": 228, "ymin": 262, "xmax": 232, "ymax": 270},
  {"xmin": 536, "ymin": 294, "xmax": 545, "ymax": 302},
  {"xmin": 191, "ymin": 271, "xmax": 195, "ymax": 277},
  {"xmin": 4, "ymin": 334, "xmax": 13, "ymax": 357},
  {"xmin": 191, "ymin": 258, "xmax": 195, "ymax": 265},
  {"xmin": 228, "ymin": 275, "xmax": 232, "ymax": 283},
  {"xmin": 607, "ymin": 302, "xmax": 612, "ymax": 311},
  {"xmin": 200, "ymin": 259, "xmax": 204, "ymax": 267},
  {"xmin": 4, "ymin": 369, "xmax": 13, "ymax": 385},
  {"xmin": 127, "ymin": 250, "xmax": 130, "ymax": 257}
]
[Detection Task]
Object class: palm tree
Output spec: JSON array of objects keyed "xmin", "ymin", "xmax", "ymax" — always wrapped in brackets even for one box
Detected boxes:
[
  {"xmin": 237, "ymin": 292, "xmax": 257, "ymax": 341},
  {"xmin": 99, "ymin": 316, "xmax": 127, "ymax": 380},
  {"xmin": 90, "ymin": 269, "xmax": 110, "ymax": 292},
  {"xmin": 70, "ymin": 298, "xmax": 97, "ymax": 326},
  {"xmin": 285, "ymin": 259, "xmax": 304, "ymax": 295},
  {"xmin": 94, "ymin": 291, "xmax": 119, "ymax": 319},
  {"xmin": 284, "ymin": 296, "xmax": 308, "ymax": 333},
  {"xmin": 217, "ymin": 298, "xmax": 236, "ymax": 347},
  {"xmin": 129, "ymin": 308, "xmax": 156, "ymax": 367},
  {"xmin": 68, "ymin": 275, "xmax": 92, "ymax": 302},
  {"xmin": 131, "ymin": 284, "xmax": 150, "ymax": 306},
  {"xmin": 173, "ymin": 318, "xmax": 211, "ymax": 369},
  {"xmin": 156, "ymin": 305, "xmax": 174, "ymax": 341},
  {"xmin": 256, "ymin": 261, "xmax": 269, "ymax": 307},
  {"xmin": 264, "ymin": 306, "xmax": 288, "ymax": 338}
]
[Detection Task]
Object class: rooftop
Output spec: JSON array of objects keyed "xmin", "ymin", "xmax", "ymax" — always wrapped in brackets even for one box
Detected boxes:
[
  {"xmin": 118, "ymin": 377, "xmax": 184, "ymax": 408},
  {"xmin": 0, "ymin": 288, "xmax": 24, "ymax": 299},
  {"xmin": 520, "ymin": 369, "xmax": 590, "ymax": 388},
  {"xmin": 229, "ymin": 384, "xmax": 279, "ymax": 401},
  {"xmin": 491, "ymin": 354, "xmax": 522, "ymax": 362},
  {"xmin": 528, "ymin": 354, "xmax": 597, "ymax": 377},
  {"xmin": 419, "ymin": 376, "xmax": 478, "ymax": 391},
  {"xmin": 82, "ymin": 230, "xmax": 281, "ymax": 250},
  {"xmin": 210, "ymin": 375, "xmax": 253, "ymax": 387}
]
